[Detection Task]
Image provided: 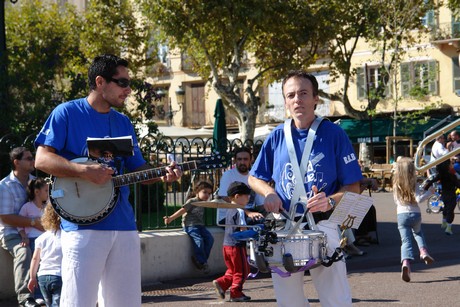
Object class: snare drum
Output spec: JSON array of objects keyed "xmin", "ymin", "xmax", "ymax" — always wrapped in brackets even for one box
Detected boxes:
[{"xmin": 249, "ymin": 230, "xmax": 327, "ymax": 271}]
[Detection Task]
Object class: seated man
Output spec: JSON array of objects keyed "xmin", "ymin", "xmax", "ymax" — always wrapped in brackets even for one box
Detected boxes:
[
  {"xmin": 360, "ymin": 177, "xmax": 379, "ymax": 194},
  {"xmin": 355, "ymin": 177, "xmax": 379, "ymax": 246}
]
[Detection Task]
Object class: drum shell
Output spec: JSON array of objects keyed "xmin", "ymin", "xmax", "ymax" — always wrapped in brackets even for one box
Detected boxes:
[{"xmin": 249, "ymin": 230, "xmax": 327, "ymax": 267}]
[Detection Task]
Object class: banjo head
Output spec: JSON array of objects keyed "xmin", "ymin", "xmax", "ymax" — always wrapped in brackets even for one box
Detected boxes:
[{"xmin": 50, "ymin": 158, "xmax": 119, "ymax": 225}]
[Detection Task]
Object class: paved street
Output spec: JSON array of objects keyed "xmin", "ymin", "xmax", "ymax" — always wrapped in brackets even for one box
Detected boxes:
[
  {"xmin": 2, "ymin": 191, "xmax": 459, "ymax": 306},
  {"xmin": 141, "ymin": 192, "xmax": 460, "ymax": 306}
]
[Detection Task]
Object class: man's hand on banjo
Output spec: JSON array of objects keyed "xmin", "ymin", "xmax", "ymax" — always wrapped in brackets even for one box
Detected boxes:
[
  {"xmin": 161, "ymin": 161, "xmax": 182, "ymax": 183},
  {"xmin": 82, "ymin": 163, "xmax": 115, "ymax": 185}
]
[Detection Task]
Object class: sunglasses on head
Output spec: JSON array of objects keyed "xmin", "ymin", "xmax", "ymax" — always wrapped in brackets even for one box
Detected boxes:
[{"xmin": 106, "ymin": 76, "xmax": 131, "ymax": 88}]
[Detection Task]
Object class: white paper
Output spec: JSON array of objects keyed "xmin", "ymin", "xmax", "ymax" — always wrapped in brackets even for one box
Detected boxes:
[
  {"xmin": 328, "ymin": 192, "xmax": 373, "ymax": 229},
  {"xmin": 86, "ymin": 136, "xmax": 133, "ymax": 141}
]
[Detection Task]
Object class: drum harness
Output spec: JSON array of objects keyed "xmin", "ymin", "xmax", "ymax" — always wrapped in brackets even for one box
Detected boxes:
[{"xmin": 247, "ymin": 117, "xmax": 344, "ymax": 278}]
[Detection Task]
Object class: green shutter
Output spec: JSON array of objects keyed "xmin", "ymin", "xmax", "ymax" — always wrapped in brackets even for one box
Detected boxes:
[
  {"xmin": 400, "ymin": 63, "xmax": 411, "ymax": 97},
  {"xmin": 428, "ymin": 60, "xmax": 438, "ymax": 95},
  {"xmin": 453, "ymin": 57, "xmax": 460, "ymax": 92},
  {"xmin": 356, "ymin": 67, "xmax": 366, "ymax": 100}
]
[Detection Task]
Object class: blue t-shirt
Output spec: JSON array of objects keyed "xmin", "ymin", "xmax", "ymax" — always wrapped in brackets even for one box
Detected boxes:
[
  {"xmin": 35, "ymin": 98, "xmax": 146, "ymax": 231},
  {"xmin": 250, "ymin": 119, "xmax": 362, "ymax": 212}
]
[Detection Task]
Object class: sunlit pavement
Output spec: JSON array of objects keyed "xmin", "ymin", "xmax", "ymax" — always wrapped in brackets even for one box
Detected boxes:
[{"xmin": 141, "ymin": 192, "xmax": 460, "ymax": 306}]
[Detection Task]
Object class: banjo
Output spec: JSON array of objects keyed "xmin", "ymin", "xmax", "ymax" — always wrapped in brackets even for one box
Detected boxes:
[{"xmin": 50, "ymin": 155, "xmax": 227, "ymax": 225}]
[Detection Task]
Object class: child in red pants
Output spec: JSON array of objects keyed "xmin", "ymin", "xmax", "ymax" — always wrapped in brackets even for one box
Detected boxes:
[{"xmin": 212, "ymin": 181, "xmax": 251, "ymax": 302}]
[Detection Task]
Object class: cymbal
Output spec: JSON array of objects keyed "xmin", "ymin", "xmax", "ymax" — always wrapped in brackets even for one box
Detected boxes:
[{"xmin": 192, "ymin": 200, "xmax": 245, "ymax": 209}]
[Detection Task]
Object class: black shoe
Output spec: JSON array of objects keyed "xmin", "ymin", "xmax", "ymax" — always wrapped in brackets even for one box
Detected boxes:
[
  {"xmin": 230, "ymin": 295, "xmax": 251, "ymax": 302},
  {"xmin": 20, "ymin": 298, "xmax": 41, "ymax": 307},
  {"xmin": 191, "ymin": 255, "xmax": 204, "ymax": 269}
]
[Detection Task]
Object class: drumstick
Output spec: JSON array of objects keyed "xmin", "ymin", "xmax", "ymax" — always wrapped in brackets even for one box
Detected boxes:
[
  {"xmin": 279, "ymin": 209, "xmax": 291, "ymax": 220},
  {"xmin": 287, "ymin": 186, "xmax": 325, "ymax": 235}
]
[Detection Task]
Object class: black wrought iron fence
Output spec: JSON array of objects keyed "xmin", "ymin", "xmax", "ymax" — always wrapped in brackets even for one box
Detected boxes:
[{"xmin": 0, "ymin": 132, "xmax": 264, "ymax": 231}]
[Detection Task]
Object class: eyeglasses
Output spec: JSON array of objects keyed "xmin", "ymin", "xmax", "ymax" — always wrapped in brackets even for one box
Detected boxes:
[
  {"xmin": 22, "ymin": 156, "xmax": 34, "ymax": 161},
  {"xmin": 106, "ymin": 77, "xmax": 131, "ymax": 88}
]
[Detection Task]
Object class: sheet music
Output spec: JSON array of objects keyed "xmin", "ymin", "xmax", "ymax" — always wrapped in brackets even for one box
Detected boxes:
[{"xmin": 328, "ymin": 192, "xmax": 373, "ymax": 229}]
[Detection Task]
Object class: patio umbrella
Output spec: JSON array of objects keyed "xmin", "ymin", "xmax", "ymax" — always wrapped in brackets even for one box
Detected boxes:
[{"xmin": 212, "ymin": 98, "xmax": 227, "ymax": 155}]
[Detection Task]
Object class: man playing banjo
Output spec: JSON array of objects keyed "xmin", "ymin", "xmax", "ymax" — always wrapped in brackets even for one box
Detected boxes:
[{"xmin": 34, "ymin": 54, "xmax": 182, "ymax": 307}]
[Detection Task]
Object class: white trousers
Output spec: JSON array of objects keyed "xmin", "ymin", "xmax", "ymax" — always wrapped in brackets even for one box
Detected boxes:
[
  {"xmin": 272, "ymin": 221, "xmax": 352, "ymax": 307},
  {"xmin": 60, "ymin": 230, "xmax": 141, "ymax": 307}
]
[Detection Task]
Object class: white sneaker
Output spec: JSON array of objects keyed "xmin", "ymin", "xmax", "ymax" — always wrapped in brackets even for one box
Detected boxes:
[{"xmin": 35, "ymin": 298, "xmax": 46, "ymax": 306}]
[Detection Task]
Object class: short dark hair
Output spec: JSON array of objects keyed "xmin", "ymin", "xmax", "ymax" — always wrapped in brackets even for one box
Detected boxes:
[
  {"xmin": 233, "ymin": 146, "xmax": 252, "ymax": 158},
  {"xmin": 9, "ymin": 147, "xmax": 30, "ymax": 169},
  {"xmin": 227, "ymin": 181, "xmax": 251, "ymax": 197},
  {"xmin": 194, "ymin": 180, "xmax": 213, "ymax": 194},
  {"xmin": 281, "ymin": 70, "xmax": 319, "ymax": 97},
  {"xmin": 88, "ymin": 54, "xmax": 129, "ymax": 91},
  {"xmin": 436, "ymin": 134, "xmax": 445, "ymax": 141}
]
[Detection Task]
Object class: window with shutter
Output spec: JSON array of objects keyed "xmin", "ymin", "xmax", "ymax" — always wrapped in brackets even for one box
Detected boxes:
[
  {"xmin": 400, "ymin": 60, "xmax": 438, "ymax": 97},
  {"xmin": 453, "ymin": 57, "xmax": 460, "ymax": 93},
  {"xmin": 356, "ymin": 65, "xmax": 391, "ymax": 100}
]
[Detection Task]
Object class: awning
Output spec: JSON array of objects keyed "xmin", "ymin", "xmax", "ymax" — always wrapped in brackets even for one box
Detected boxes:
[{"xmin": 337, "ymin": 117, "xmax": 459, "ymax": 144}]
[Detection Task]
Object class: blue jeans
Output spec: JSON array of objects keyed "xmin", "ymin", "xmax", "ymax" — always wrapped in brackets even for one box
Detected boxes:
[
  {"xmin": 397, "ymin": 212, "xmax": 427, "ymax": 262},
  {"xmin": 38, "ymin": 275, "xmax": 62, "ymax": 307},
  {"xmin": 184, "ymin": 225, "xmax": 214, "ymax": 264}
]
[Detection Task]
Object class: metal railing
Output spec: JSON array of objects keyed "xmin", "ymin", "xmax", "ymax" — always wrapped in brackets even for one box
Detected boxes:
[
  {"xmin": 0, "ymin": 132, "xmax": 264, "ymax": 231},
  {"xmin": 430, "ymin": 21, "xmax": 460, "ymax": 41}
]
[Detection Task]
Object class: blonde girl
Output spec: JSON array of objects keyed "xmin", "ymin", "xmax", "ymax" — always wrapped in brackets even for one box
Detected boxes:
[
  {"xmin": 28, "ymin": 204, "xmax": 62, "ymax": 306},
  {"xmin": 393, "ymin": 157, "xmax": 434, "ymax": 282}
]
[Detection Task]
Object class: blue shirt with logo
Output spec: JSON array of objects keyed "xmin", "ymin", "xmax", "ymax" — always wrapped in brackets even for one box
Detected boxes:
[
  {"xmin": 35, "ymin": 98, "xmax": 146, "ymax": 231},
  {"xmin": 250, "ymin": 119, "xmax": 362, "ymax": 212}
]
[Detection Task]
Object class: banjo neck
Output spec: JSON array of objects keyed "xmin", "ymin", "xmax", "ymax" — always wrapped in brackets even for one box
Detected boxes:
[{"xmin": 112, "ymin": 161, "xmax": 197, "ymax": 188}]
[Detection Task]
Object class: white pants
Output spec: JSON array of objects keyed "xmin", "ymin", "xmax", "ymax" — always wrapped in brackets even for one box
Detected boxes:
[
  {"xmin": 272, "ymin": 221, "xmax": 352, "ymax": 307},
  {"xmin": 60, "ymin": 230, "xmax": 141, "ymax": 307}
]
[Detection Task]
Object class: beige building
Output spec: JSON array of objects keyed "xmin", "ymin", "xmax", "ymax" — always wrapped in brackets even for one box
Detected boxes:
[
  {"xmin": 150, "ymin": 5, "xmax": 460, "ymax": 129},
  {"xmin": 63, "ymin": 1, "xmax": 459, "ymax": 142}
]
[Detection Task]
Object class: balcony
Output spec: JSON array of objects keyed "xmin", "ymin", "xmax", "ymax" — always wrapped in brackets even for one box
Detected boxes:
[{"xmin": 430, "ymin": 21, "xmax": 460, "ymax": 46}]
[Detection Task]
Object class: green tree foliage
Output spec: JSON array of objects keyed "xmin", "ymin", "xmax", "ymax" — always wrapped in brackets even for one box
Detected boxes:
[
  {"xmin": 6, "ymin": 0, "xmax": 82, "ymax": 134},
  {"xmin": 5, "ymin": 0, "xmax": 158, "ymax": 137},
  {"xmin": 79, "ymin": 0, "xmax": 157, "ymax": 74},
  {"xmin": 137, "ymin": 0, "xmax": 334, "ymax": 141},
  {"xmin": 448, "ymin": 0, "xmax": 460, "ymax": 17},
  {"xmin": 321, "ymin": 0, "xmax": 437, "ymax": 120}
]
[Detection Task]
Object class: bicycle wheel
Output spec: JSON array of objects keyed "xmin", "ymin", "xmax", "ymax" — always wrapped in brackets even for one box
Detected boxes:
[{"xmin": 427, "ymin": 195, "xmax": 443, "ymax": 214}]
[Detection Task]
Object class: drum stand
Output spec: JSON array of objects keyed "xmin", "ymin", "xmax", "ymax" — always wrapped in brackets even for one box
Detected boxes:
[{"xmin": 338, "ymin": 215, "xmax": 357, "ymax": 249}]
